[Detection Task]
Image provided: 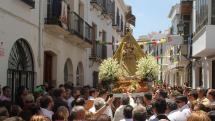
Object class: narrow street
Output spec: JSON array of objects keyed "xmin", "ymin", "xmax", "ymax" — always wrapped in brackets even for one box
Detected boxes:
[{"xmin": 0, "ymin": 0, "xmax": 215, "ymax": 121}]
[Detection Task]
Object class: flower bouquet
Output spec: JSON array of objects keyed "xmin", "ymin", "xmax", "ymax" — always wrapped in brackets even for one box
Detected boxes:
[
  {"xmin": 136, "ymin": 55, "xmax": 159, "ymax": 82},
  {"xmin": 99, "ymin": 58, "xmax": 126, "ymax": 88}
]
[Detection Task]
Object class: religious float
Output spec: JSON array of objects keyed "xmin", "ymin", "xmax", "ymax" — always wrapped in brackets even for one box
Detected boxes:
[{"xmin": 98, "ymin": 32, "xmax": 159, "ymax": 96}]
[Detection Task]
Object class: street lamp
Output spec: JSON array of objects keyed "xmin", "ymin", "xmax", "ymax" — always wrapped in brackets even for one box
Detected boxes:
[{"xmin": 177, "ymin": 20, "xmax": 184, "ymax": 35}]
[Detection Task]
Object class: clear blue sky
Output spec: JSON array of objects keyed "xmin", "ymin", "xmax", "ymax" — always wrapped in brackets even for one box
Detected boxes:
[{"xmin": 124, "ymin": 0, "xmax": 180, "ymax": 39}]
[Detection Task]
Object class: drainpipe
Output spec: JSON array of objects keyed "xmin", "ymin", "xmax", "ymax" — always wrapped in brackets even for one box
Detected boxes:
[{"xmin": 38, "ymin": 0, "xmax": 43, "ymax": 84}]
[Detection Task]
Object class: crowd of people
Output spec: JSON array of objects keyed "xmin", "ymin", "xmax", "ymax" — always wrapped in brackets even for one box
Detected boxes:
[{"xmin": 0, "ymin": 82, "xmax": 214, "ymax": 121}]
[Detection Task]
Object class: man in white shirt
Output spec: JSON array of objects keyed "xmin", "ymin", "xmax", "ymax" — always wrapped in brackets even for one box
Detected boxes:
[
  {"xmin": 175, "ymin": 96, "xmax": 191, "ymax": 120},
  {"xmin": 67, "ymin": 88, "xmax": 81, "ymax": 109},
  {"xmin": 40, "ymin": 95, "xmax": 54, "ymax": 120},
  {"xmin": 166, "ymin": 100, "xmax": 186, "ymax": 121},
  {"xmin": 197, "ymin": 87, "xmax": 210, "ymax": 107},
  {"xmin": 120, "ymin": 105, "xmax": 133, "ymax": 121},
  {"xmin": 149, "ymin": 98, "xmax": 169, "ymax": 121},
  {"xmin": 88, "ymin": 88, "xmax": 99, "ymax": 112},
  {"xmin": 94, "ymin": 97, "xmax": 113, "ymax": 119},
  {"xmin": 88, "ymin": 88, "xmax": 98, "ymax": 100},
  {"xmin": 114, "ymin": 95, "xmax": 130, "ymax": 121}
]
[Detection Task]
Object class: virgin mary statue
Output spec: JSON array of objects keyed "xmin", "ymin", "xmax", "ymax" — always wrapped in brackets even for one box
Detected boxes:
[{"xmin": 113, "ymin": 32, "xmax": 145, "ymax": 76}]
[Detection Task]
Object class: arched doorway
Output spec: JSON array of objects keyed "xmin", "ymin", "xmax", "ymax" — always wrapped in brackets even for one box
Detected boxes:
[
  {"xmin": 64, "ymin": 59, "xmax": 73, "ymax": 83},
  {"xmin": 7, "ymin": 39, "xmax": 35, "ymax": 101},
  {"xmin": 44, "ymin": 51, "xmax": 57, "ymax": 87},
  {"xmin": 76, "ymin": 62, "xmax": 84, "ymax": 86}
]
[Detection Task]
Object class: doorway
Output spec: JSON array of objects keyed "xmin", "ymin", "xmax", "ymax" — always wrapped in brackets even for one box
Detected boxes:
[
  {"xmin": 212, "ymin": 60, "xmax": 215, "ymax": 88},
  {"xmin": 93, "ymin": 71, "xmax": 99, "ymax": 88},
  {"xmin": 44, "ymin": 51, "xmax": 57, "ymax": 87},
  {"xmin": 7, "ymin": 39, "xmax": 35, "ymax": 102}
]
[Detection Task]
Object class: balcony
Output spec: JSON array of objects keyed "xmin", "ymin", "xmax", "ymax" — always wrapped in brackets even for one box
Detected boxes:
[
  {"xmin": 85, "ymin": 23, "xmax": 92, "ymax": 44},
  {"xmin": 90, "ymin": 0, "xmax": 104, "ymax": 11},
  {"xmin": 90, "ymin": 0, "xmax": 114, "ymax": 19},
  {"xmin": 21, "ymin": 0, "xmax": 35, "ymax": 8},
  {"xmin": 97, "ymin": 44, "xmax": 107, "ymax": 59},
  {"xmin": 45, "ymin": 1, "xmax": 92, "ymax": 48},
  {"xmin": 90, "ymin": 43, "xmax": 107, "ymax": 60},
  {"xmin": 192, "ymin": 25, "xmax": 215, "ymax": 57}
]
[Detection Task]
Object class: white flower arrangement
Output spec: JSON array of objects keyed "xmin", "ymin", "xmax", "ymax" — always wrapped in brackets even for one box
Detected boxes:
[
  {"xmin": 136, "ymin": 55, "xmax": 159, "ymax": 80},
  {"xmin": 99, "ymin": 58, "xmax": 121, "ymax": 81}
]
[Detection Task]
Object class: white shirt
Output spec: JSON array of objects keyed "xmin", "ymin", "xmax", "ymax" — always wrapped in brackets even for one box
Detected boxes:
[
  {"xmin": 67, "ymin": 96, "xmax": 74, "ymax": 109},
  {"xmin": 88, "ymin": 96, "xmax": 95, "ymax": 100},
  {"xmin": 120, "ymin": 119, "xmax": 133, "ymax": 121},
  {"xmin": 89, "ymin": 106, "xmax": 96, "ymax": 113},
  {"xmin": 211, "ymin": 101, "xmax": 215, "ymax": 106},
  {"xmin": 168, "ymin": 110, "xmax": 187, "ymax": 121},
  {"xmin": 148, "ymin": 114, "xmax": 157, "ymax": 121},
  {"xmin": 88, "ymin": 97, "xmax": 95, "ymax": 113},
  {"xmin": 113, "ymin": 105, "xmax": 126, "ymax": 121},
  {"xmin": 179, "ymin": 104, "xmax": 191, "ymax": 118},
  {"xmin": 40, "ymin": 108, "xmax": 54, "ymax": 120},
  {"xmin": 113, "ymin": 97, "xmax": 136, "ymax": 121},
  {"xmin": 104, "ymin": 106, "xmax": 113, "ymax": 120},
  {"xmin": 94, "ymin": 98, "xmax": 113, "ymax": 119},
  {"xmin": 0, "ymin": 95, "xmax": 11, "ymax": 101},
  {"xmin": 89, "ymin": 102, "xmax": 113, "ymax": 120}
]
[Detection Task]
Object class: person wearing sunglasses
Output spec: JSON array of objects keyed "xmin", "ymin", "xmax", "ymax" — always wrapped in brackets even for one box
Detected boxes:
[
  {"xmin": 197, "ymin": 87, "xmax": 210, "ymax": 107},
  {"xmin": 187, "ymin": 90, "xmax": 198, "ymax": 107},
  {"xmin": 207, "ymin": 89, "xmax": 215, "ymax": 108}
]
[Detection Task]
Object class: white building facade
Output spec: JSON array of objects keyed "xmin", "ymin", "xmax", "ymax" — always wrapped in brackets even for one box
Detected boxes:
[
  {"xmin": 165, "ymin": 2, "xmax": 191, "ymax": 87},
  {"xmin": 192, "ymin": 0, "xmax": 215, "ymax": 89},
  {"xmin": 0, "ymin": 0, "xmax": 42, "ymax": 98},
  {"xmin": 0, "ymin": 0, "xmax": 132, "ymax": 97}
]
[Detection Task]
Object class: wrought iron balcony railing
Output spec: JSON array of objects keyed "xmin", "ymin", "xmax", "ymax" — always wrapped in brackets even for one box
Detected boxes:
[
  {"xmin": 85, "ymin": 23, "xmax": 93, "ymax": 43},
  {"xmin": 45, "ymin": 0, "xmax": 92, "ymax": 44},
  {"xmin": 69, "ymin": 12, "xmax": 84, "ymax": 39}
]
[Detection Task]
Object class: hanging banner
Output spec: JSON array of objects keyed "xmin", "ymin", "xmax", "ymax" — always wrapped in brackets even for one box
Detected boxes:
[
  {"xmin": 140, "ymin": 35, "xmax": 174, "ymax": 45},
  {"xmin": 60, "ymin": 1, "xmax": 68, "ymax": 30},
  {"xmin": 96, "ymin": 36, "xmax": 172, "ymax": 46}
]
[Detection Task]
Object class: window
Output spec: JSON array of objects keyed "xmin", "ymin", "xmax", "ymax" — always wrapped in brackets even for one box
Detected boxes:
[
  {"xmin": 196, "ymin": 0, "xmax": 208, "ymax": 31},
  {"xmin": 112, "ymin": 36, "xmax": 115, "ymax": 54},
  {"xmin": 91, "ymin": 23, "xmax": 97, "ymax": 57},
  {"xmin": 102, "ymin": 31, "xmax": 107, "ymax": 59},
  {"xmin": 79, "ymin": 1, "xmax": 84, "ymax": 18},
  {"xmin": 121, "ymin": 15, "xmax": 124, "ymax": 33},
  {"xmin": 116, "ymin": 8, "xmax": 120, "ymax": 26},
  {"xmin": 199, "ymin": 67, "xmax": 203, "ymax": 86},
  {"xmin": 64, "ymin": 59, "xmax": 73, "ymax": 83},
  {"xmin": 184, "ymin": 22, "xmax": 190, "ymax": 36},
  {"xmin": 111, "ymin": 1, "xmax": 115, "ymax": 23},
  {"xmin": 76, "ymin": 67, "xmax": 80, "ymax": 86},
  {"xmin": 76, "ymin": 62, "xmax": 84, "ymax": 86},
  {"xmin": 212, "ymin": 0, "xmax": 215, "ymax": 24}
]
